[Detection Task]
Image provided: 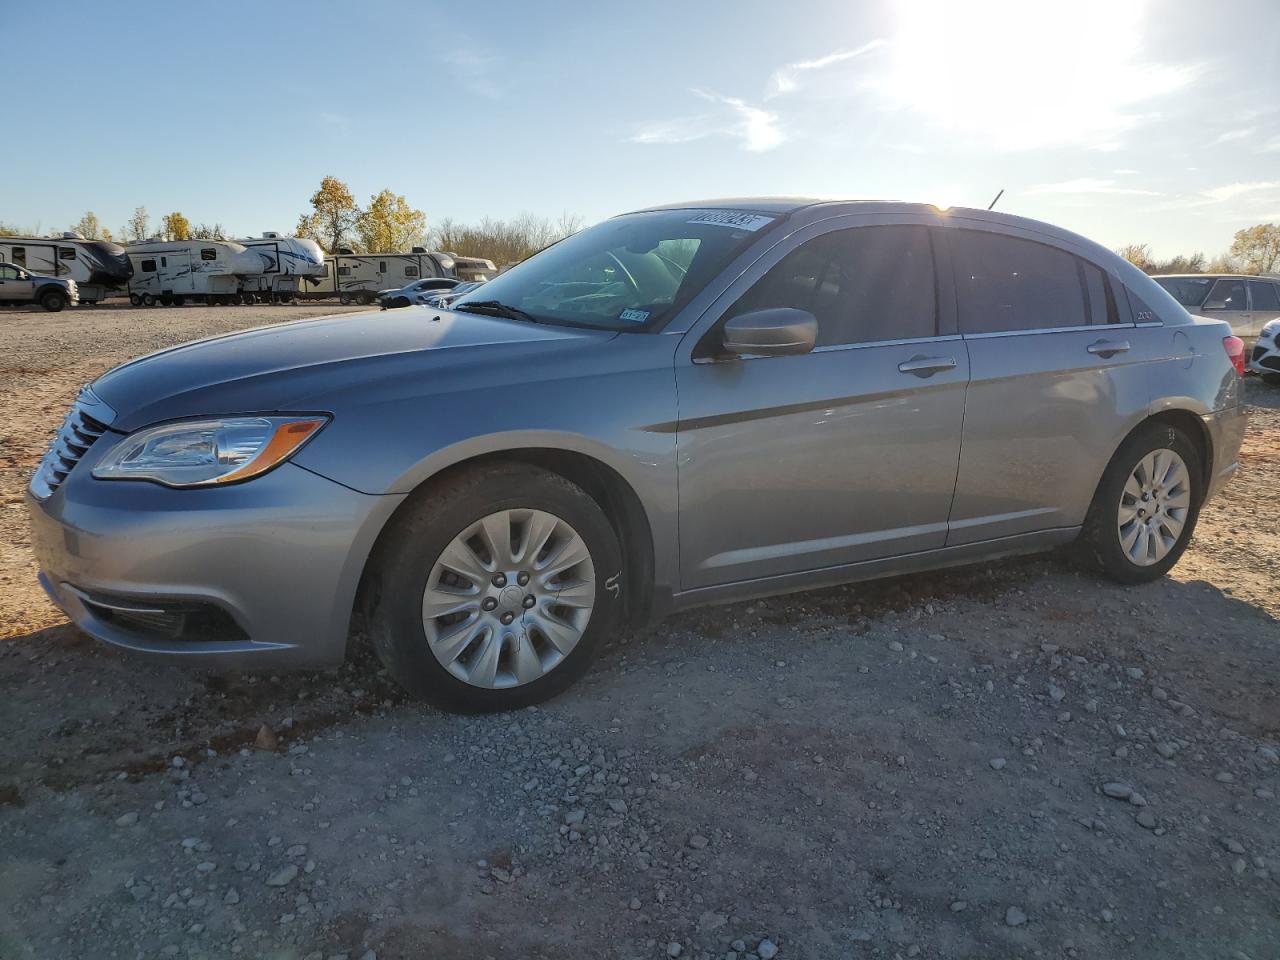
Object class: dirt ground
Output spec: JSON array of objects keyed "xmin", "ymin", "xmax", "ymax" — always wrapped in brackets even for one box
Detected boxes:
[{"xmin": 1, "ymin": 302, "xmax": 1278, "ymax": 960}]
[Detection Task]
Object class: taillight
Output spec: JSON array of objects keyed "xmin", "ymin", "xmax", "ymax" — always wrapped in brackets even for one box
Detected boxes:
[{"xmin": 1223, "ymin": 335, "xmax": 1246, "ymax": 376}]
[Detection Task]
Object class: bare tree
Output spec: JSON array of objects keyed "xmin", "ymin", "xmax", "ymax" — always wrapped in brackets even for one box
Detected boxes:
[
  {"xmin": 431, "ymin": 212, "xmax": 584, "ymax": 266},
  {"xmin": 127, "ymin": 206, "xmax": 150, "ymax": 242}
]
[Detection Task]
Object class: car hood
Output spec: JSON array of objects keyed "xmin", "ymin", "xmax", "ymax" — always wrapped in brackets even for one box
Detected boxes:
[{"xmin": 91, "ymin": 307, "xmax": 616, "ymax": 432}]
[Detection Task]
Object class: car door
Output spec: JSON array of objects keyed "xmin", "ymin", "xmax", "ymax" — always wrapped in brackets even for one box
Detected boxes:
[
  {"xmin": 0, "ymin": 264, "xmax": 35, "ymax": 300},
  {"xmin": 674, "ymin": 218, "xmax": 969, "ymax": 590},
  {"xmin": 1200, "ymin": 276, "xmax": 1253, "ymax": 337},
  {"xmin": 1246, "ymin": 279, "xmax": 1280, "ymax": 340},
  {"xmin": 942, "ymin": 224, "xmax": 1152, "ymax": 544}
]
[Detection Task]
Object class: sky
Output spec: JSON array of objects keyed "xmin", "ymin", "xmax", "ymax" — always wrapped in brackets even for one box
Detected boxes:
[{"xmin": 2, "ymin": 0, "xmax": 1278, "ymax": 258}]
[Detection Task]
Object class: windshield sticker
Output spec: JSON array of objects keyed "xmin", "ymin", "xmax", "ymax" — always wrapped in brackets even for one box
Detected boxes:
[
  {"xmin": 618, "ymin": 308, "xmax": 650, "ymax": 323},
  {"xmin": 686, "ymin": 211, "xmax": 775, "ymax": 232}
]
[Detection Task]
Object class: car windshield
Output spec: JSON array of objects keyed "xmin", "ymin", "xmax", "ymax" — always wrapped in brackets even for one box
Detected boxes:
[
  {"xmin": 1153, "ymin": 276, "xmax": 1214, "ymax": 307},
  {"xmin": 450, "ymin": 208, "xmax": 781, "ymax": 331}
]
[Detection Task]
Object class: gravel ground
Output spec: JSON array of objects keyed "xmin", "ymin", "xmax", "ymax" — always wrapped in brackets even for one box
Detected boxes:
[{"xmin": 1, "ymin": 304, "xmax": 1278, "ymax": 960}]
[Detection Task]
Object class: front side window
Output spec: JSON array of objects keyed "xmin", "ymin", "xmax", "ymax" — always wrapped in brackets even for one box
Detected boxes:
[
  {"xmin": 201, "ymin": 248, "xmax": 217, "ymax": 261},
  {"xmin": 337, "ymin": 266, "xmax": 351, "ymax": 276},
  {"xmin": 59, "ymin": 247, "xmax": 76, "ymax": 260},
  {"xmin": 405, "ymin": 265, "xmax": 419, "ymax": 277},
  {"xmin": 451, "ymin": 208, "xmax": 782, "ymax": 331},
  {"xmin": 1152, "ymin": 276, "xmax": 1214, "ymax": 308},
  {"xmin": 724, "ymin": 225, "xmax": 936, "ymax": 347},
  {"xmin": 1248, "ymin": 279, "xmax": 1280, "ymax": 311},
  {"xmin": 0, "ymin": 265, "xmax": 17, "ymax": 280},
  {"xmin": 140, "ymin": 259, "xmax": 157, "ymax": 272},
  {"xmin": 1204, "ymin": 278, "xmax": 1247, "ymax": 311},
  {"xmin": 953, "ymin": 231, "xmax": 1087, "ymax": 334}
]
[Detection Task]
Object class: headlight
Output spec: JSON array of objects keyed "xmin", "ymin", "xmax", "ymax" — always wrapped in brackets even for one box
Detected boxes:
[{"xmin": 92, "ymin": 416, "xmax": 327, "ymax": 487}]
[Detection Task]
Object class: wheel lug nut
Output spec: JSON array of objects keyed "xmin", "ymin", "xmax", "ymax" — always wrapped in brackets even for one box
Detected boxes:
[
  {"xmin": 500, "ymin": 612, "xmax": 515, "ymax": 625},
  {"xmin": 523, "ymin": 595, "xmax": 536, "ymax": 609},
  {"xmin": 482, "ymin": 597, "xmax": 497, "ymax": 611},
  {"xmin": 517, "ymin": 572, "xmax": 529, "ymax": 586},
  {"xmin": 492, "ymin": 573, "xmax": 507, "ymax": 588}
]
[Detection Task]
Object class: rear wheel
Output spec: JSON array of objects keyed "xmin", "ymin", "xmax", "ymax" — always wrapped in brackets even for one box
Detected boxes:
[
  {"xmin": 141, "ymin": 293, "xmax": 156, "ymax": 307},
  {"xmin": 1079, "ymin": 422, "xmax": 1202, "ymax": 584},
  {"xmin": 39, "ymin": 288, "xmax": 67, "ymax": 312},
  {"xmin": 128, "ymin": 293, "xmax": 142, "ymax": 307},
  {"xmin": 364, "ymin": 463, "xmax": 623, "ymax": 712}
]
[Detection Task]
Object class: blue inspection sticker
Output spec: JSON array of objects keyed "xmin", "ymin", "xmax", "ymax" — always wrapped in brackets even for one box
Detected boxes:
[{"xmin": 618, "ymin": 308, "xmax": 651, "ymax": 323}]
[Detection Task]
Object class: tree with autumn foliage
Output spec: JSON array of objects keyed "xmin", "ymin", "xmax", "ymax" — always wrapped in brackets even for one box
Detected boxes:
[
  {"xmin": 296, "ymin": 176, "xmax": 361, "ymax": 253},
  {"xmin": 1229, "ymin": 223, "xmax": 1280, "ymax": 275},
  {"xmin": 161, "ymin": 211, "xmax": 191, "ymax": 241},
  {"xmin": 356, "ymin": 189, "xmax": 428, "ymax": 253}
]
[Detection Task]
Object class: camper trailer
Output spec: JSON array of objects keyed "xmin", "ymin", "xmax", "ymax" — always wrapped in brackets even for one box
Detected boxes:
[
  {"xmin": 0, "ymin": 233, "xmax": 132, "ymax": 303},
  {"xmin": 301, "ymin": 247, "xmax": 457, "ymax": 303},
  {"xmin": 237, "ymin": 233, "xmax": 326, "ymax": 302},
  {"xmin": 125, "ymin": 239, "xmax": 265, "ymax": 305},
  {"xmin": 450, "ymin": 255, "xmax": 498, "ymax": 282}
]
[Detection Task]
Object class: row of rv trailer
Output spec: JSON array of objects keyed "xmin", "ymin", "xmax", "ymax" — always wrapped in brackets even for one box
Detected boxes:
[{"xmin": 0, "ymin": 233, "xmax": 497, "ymax": 306}]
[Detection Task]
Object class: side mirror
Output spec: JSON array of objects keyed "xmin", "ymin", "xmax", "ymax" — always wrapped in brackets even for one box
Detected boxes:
[{"xmin": 722, "ymin": 308, "xmax": 818, "ymax": 357}]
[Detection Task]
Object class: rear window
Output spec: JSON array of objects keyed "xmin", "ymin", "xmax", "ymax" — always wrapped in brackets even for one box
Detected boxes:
[{"xmin": 952, "ymin": 230, "xmax": 1086, "ymax": 333}]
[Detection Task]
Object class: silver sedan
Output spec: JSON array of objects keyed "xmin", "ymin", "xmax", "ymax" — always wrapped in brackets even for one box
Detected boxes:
[{"xmin": 27, "ymin": 199, "xmax": 1247, "ymax": 711}]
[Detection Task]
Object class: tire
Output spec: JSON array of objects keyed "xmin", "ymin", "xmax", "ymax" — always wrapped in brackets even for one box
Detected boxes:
[
  {"xmin": 1078, "ymin": 422, "xmax": 1203, "ymax": 584},
  {"xmin": 339, "ymin": 294, "xmax": 351, "ymax": 305},
  {"xmin": 364, "ymin": 463, "xmax": 624, "ymax": 712},
  {"xmin": 173, "ymin": 296, "xmax": 185, "ymax": 307},
  {"xmin": 1262, "ymin": 372, "xmax": 1280, "ymax": 387},
  {"xmin": 39, "ymin": 288, "xmax": 68, "ymax": 312},
  {"xmin": 129, "ymin": 293, "xmax": 143, "ymax": 307},
  {"xmin": 141, "ymin": 293, "xmax": 156, "ymax": 307}
]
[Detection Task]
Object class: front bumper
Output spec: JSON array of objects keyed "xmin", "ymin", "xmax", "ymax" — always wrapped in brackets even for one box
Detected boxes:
[
  {"xmin": 1247, "ymin": 335, "xmax": 1280, "ymax": 376},
  {"xmin": 26, "ymin": 459, "xmax": 404, "ymax": 668}
]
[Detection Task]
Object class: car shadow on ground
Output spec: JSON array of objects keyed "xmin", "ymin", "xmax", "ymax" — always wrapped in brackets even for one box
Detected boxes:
[{"xmin": 4, "ymin": 549, "xmax": 1277, "ymax": 808}]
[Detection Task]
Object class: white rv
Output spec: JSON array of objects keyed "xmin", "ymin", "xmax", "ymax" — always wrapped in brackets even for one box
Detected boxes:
[
  {"xmin": 450, "ymin": 255, "xmax": 498, "ymax": 282},
  {"xmin": 236, "ymin": 233, "xmax": 326, "ymax": 302},
  {"xmin": 300, "ymin": 247, "xmax": 457, "ymax": 304},
  {"xmin": 0, "ymin": 233, "xmax": 132, "ymax": 303},
  {"xmin": 125, "ymin": 239, "xmax": 265, "ymax": 306}
]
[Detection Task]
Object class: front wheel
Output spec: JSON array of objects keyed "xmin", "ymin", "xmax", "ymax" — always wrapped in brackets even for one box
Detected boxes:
[
  {"xmin": 364, "ymin": 463, "xmax": 624, "ymax": 712},
  {"xmin": 1079, "ymin": 422, "xmax": 1202, "ymax": 584},
  {"xmin": 39, "ymin": 289, "xmax": 68, "ymax": 312}
]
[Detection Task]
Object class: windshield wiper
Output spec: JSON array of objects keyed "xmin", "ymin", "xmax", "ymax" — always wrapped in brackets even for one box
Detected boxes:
[{"xmin": 453, "ymin": 300, "xmax": 543, "ymax": 324}]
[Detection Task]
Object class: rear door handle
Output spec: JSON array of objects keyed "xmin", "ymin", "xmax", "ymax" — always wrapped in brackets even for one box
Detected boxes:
[
  {"xmin": 897, "ymin": 355, "xmax": 957, "ymax": 377},
  {"xmin": 1087, "ymin": 339, "xmax": 1130, "ymax": 358}
]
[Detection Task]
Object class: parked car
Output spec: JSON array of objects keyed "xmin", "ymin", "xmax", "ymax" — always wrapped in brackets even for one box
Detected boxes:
[
  {"xmin": 1152, "ymin": 273, "xmax": 1280, "ymax": 340},
  {"xmin": 377, "ymin": 276, "xmax": 461, "ymax": 310},
  {"xmin": 1248, "ymin": 317, "xmax": 1280, "ymax": 385},
  {"xmin": 0, "ymin": 261, "xmax": 77, "ymax": 311},
  {"xmin": 423, "ymin": 279, "xmax": 485, "ymax": 308},
  {"xmin": 27, "ymin": 199, "xmax": 1247, "ymax": 712}
]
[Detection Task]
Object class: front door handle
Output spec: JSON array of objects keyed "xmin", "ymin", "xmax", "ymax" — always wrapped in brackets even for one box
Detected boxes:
[
  {"xmin": 1087, "ymin": 339, "xmax": 1131, "ymax": 358},
  {"xmin": 897, "ymin": 355, "xmax": 957, "ymax": 377}
]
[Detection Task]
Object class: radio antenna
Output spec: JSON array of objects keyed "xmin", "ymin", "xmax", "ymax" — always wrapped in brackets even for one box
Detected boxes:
[{"xmin": 987, "ymin": 188, "xmax": 1005, "ymax": 211}]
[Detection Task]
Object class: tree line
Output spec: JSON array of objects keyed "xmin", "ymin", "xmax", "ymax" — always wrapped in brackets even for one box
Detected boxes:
[
  {"xmin": 1118, "ymin": 223, "xmax": 1280, "ymax": 276},
  {"xmin": 1, "ymin": 174, "xmax": 583, "ymax": 266}
]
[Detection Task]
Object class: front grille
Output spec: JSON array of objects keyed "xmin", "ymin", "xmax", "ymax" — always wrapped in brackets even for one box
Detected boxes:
[
  {"xmin": 30, "ymin": 388, "xmax": 114, "ymax": 499},
  {"xmin": 70, "ymin": 587, "xmax": 249, "ymax": 643}
]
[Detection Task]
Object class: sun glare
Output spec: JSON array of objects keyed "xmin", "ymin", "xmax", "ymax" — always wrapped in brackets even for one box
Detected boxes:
[{"xmin": 880, "ymin": 0, "xmax": 1193, "ymax": 150}]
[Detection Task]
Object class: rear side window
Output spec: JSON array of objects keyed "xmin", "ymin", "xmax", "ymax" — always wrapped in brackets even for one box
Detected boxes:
[
  {"xmin": 12, "ymin": 247, "xmax": 25, "ymax": 267},
  {"xmin": 1204, "ymin": 278, "xmax": 1247, "ymax": 311},
  {"xmin": 201, "ymin": 248, "xmax": 217, "ymax": 261},
  {"xmin": 727, "ymin": 225, "xmax": 936, "ymax": 347},
  {"xmin": 1248, "ymin": 280, "xmax": 1280, "ymax": 311},
  {"xmin": 59, "ymin": 247, "xmax": 76, "ymax": 260},
  {"xmin": 953, "ymin": 231, "xmax": 1087, "ymax": 333},
  {"xmin": 337, "ymin": 266, "xmax": 350, "ymax": 276},
  {"xmin": 1153, "ymin": 276, "xmax": 1213, "ymax": 307},
  {"xmin": 140, "ymin": 259, "xmax": 157, "ymax": 272},
  {"xmin": 405, "ymin": 265, "xmax": 419, "ymax": 277}
]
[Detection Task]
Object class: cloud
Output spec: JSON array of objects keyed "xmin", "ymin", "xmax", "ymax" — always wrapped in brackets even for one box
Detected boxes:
[
  {"xmin": 436, "ymin": 48, "xmax": 503, "ymax": 99},
  {"xmin": 767, "ymin": 40, "xmax": 887, "ymax": 98},
  {"xmin": 1027, "ymin": 177, "xmax": 1161, "ymax": 196},
  {"xmin": 630, "ymin": 90, "xmax": 783, "ymax": 153},
  {"xmin": 1210, "ymin": 127, "xmax": 1255, "ymax": 146},
  {"xmin": 1202, "ymin": 181, "xmax": 1280, "ymax": 202},
  {"xmin": 1263, "ymin": 136, "xmax": 1280, "ymax": 153}
]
